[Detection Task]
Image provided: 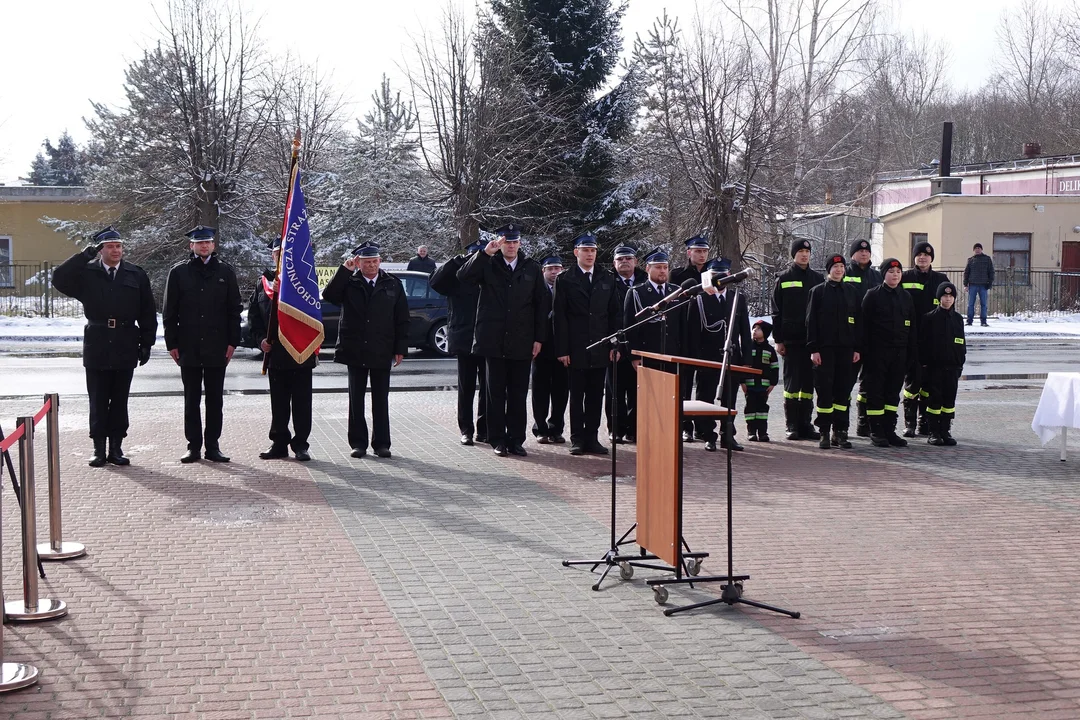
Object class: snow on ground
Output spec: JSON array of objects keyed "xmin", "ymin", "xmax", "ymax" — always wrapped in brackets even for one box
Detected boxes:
[
  {"xmin": 743, "ymin": 313, "xmax": 1080, "ymax": 338},
  {"xmin": 0, "ymin": 315, "xmax": 165, "ymax": 341}
]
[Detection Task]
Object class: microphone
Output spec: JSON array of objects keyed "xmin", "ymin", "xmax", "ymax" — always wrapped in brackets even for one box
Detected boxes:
[
  {"xmin": 701, "ymin": 266, "xmax": 753, "ymax": 293},
  {"xmin": 635, "ymin": 278, "xmax": 702, "ymax": 318}
]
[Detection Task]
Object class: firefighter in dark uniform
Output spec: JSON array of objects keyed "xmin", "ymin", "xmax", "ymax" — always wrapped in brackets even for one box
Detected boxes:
[
  {"xmin": 672, "ymin": 234, "xmax": 711, "ymax": 442},
  {"xmin": 431, "ymin": 241, "xmax": 488, "ymax": 446},
  {"xmin": 323, "ymin": 242, "xmax": 410, "ymax": 459},
  {"xmin": 771, "ymin": 238, "xmax": 825, "ymax": 440},
  {"xmin": 919, "ymin": 281, "xmax": 966, "ymax": 446},
  {"xmin": 457, "ymin": 224, "xmax": 549, "ymax": 458},
  {"xmin": 806, "ymin": 254, "xmax": 862, "ymax": 449},
  {"xmin": 247, "ymin": 238, "xmax": 316, "ymax": 461},
  {"xmin": 860, "ymin": 258, "xmax": 918, "ymax": 448},
  {"xmin": 531, "ymin": 256, "xmax": 568, "ymax": 444},
  {"xmin": 162, "ymin": 225, "xmax": 242, "ymax": 463},
  {"xmin": 844, "ymin": 239, "xmax": 882, "ymax": 437},
  {"xmin": 685, "ymin": 258, "xmax": 751, "ymax": 451},
  {"xmin": 624, "ymin": 248, "xmax": 684, "ymax": 370},
  {"xmin": 742, "ymin": 320, "xmax": 779, "ymax": 442},
  {"xmin": 52, "ymin": 227, "xmax": 157, "ymax": 467},
  {"xmin": 901, "ymin": 241, "xmax": 949, "ymax": 438},
  {"xmin": 553, "ymin": 234, "xmax": 623, "ymax": 456},
  {"xmin": 606, "ymin": 245, "xmax": 647, "ymax": 443}
]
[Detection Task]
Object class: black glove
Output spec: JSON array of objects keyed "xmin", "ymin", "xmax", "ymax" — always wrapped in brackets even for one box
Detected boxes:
[
  {"xmin": 83, "ymin": 244, "xmax": 100, "ymax": 259},
  {"xmin": 139, "ymin": 346, "xmax": 151, "ymax": 366}
]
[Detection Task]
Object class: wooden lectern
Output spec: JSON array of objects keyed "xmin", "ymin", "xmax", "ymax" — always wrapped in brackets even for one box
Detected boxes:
[{"xmin": 632, "ymin": 351, "xmax": 757, "ymax": 602}]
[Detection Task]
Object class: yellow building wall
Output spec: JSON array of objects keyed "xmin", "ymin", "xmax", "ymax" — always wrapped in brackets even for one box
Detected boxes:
[
  {"xmin": 0, "ymin": 196, "xmax": 117, "ymax": 265},
  {"xmin": 882, "ymin": 196, "xmax": 1080, "ymax": 270}
]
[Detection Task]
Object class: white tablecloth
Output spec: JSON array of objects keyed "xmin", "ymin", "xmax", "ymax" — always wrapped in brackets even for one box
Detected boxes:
[{"xmin": 1032, "ymin": 372, "xmax": 1080, "ymax": 445}]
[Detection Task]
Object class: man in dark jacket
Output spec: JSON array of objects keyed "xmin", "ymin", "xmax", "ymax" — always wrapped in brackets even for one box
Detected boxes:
[
  {"xmin": 531, "ymin": 256, "xmax": 568, "ymax": 445},
  {"xmin": 406, "ymin": 245, "xmax": 437, "ymax": 275},
  {"xmin": 323, "ymin": 242, "xmax": 410, "ymax": 459},
  {"xmin": 52, "ymin": 227, "xmax": 157, "ymax": 467},
  {"xmin": 430, "ymin": 241, "xmax": 487, "ymax": 446},
  {"xmin": 861, "ymin": 258, "xmax": 918, "ymax": 448},
  {"xmin": 624, "ymin": 248, "xmax": 683, "ymax": 366},
  {"xmin": 457, "ymin": 224, "xmax": 549, "ymax": 457},
  {"xmin": 844, "ymin": 238, "xmax": 882, "ymax": 437},
  {"xmin": 606, "ymin": 245, "xmax": 647, "ymax": 443},
  {"xmin": 806, "ymin": 254, "xmax": 862, "ymax": 449},
  {"xmin": 963, "ymin": 243, "xmax": 995, "ymax": 327},
  {"xmin": 672, "ymin": 234, "xmax": 711, "ymax": 441},
  {"xmin": 901, "ymin": 241, "xmax": 950, "ymax": 438},
  {"xmin": 920, "ymin": 282, "xmax": 966, "ymax": 446},
  {"xmin": 771, "ymin": 238, "xmax": 825, "ymax": 440},
  {"xmin": 554, "ymin": 234, "xmax": 622, "ymax": 456},
  {"xmin": 163, "ymin": 226, "xmax": 242, "ymax": 463},
  {"xmin": 248, "ymin": 239, "xmax": 317, "ymax": 461},
  {"xmin": 685, "ymin": 258, "xmax": 751, "ymax": 451}
]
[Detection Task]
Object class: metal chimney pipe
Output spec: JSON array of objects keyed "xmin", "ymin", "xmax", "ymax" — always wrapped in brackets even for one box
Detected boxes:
[{"xmin": 940, "ymin": 122, "xmax": 953, "ymax": 177}]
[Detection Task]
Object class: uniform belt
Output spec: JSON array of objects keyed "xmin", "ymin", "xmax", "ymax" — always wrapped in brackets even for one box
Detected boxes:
[{"xmin": 87, "ymin": 319, "xmax": 134, "ymax": 329}]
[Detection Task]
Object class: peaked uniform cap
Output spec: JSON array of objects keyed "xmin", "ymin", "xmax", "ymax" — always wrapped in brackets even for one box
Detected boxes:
[
  {"xmin": 351, "ymin": 242, "xmax": 381, "ymax": 258},
  {"xmin": 185, "ymin": 225, "xmax": 216, "ymax": 241},
  {"xmin": 573, "ymin": 234, "xmax": 598, "ymax": 248},
  {"xmin": 849, "ymin": 238, "xmax": 871, "ymax": 257},
  {"xmin": 706, "ymin": 257, "xmax": 732, "ymax": 274},
  {"xmin": 92, "ymin": 226, "xmax": 122, "ymax": 244},
  {"xmin": 494, "ymin": 223, "xmax": 522, "ymax": 240},
  {"xmin": 466, "ymin": 241, "xmax": 485, "ymax": 253},
  {"xmin": 790, "ymin": 238, "xmax": 812, "ymax": 257},
  {"xmin": 613, "ymin": 245, "xmax": 637, "ymax": 258},
  {"xmin": 541, "ymin": 256, "xmax": 564, "ymax": 268},
  {"xmin": 880, "ymin": 257, "xmax": 904, "ymax": 274},
  {"xmin": 644, "ymin": 246, "xmax": 669, "ymax": 265},
  {"xmin": 684, "ymin": 234, "xmax": 709, "ymax": 248}
]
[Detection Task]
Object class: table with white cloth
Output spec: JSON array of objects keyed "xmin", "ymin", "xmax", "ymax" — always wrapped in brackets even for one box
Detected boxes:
[{"xmin": 1031, "ymin": 372, "xmax": 1080, "ymax": 461}]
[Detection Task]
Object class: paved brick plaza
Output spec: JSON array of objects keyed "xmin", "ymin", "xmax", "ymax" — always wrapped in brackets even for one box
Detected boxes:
[{"xmin": 0, "ymin": 382, "xmax": 1076, "ymax": 719}]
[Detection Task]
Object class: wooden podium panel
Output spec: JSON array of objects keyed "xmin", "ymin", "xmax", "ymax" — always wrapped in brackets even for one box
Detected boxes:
[{"xmin": 635, "ymin": 366, "xmax": 681, "ymax": 567}]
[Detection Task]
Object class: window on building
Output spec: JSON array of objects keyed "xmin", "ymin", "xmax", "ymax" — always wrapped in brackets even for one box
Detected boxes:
[
  {"xmin": 0, "ymin": 237, "xmax": 12, "ymax": 288},
  {"xmin": 992, "ymin": 232, "xmax": 1031, "ymax": 285},
  {"xmin": 910, "ymin": 233, "xmax": 928, "ymax": 258}
]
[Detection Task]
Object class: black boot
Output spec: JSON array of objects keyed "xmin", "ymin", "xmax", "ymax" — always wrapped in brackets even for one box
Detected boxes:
[
  {"xmin": 917, "ymin": 409, "xmax": 929, "ymax": 436},
  {"xmin": 107, "ymin": 437, "xmax": 130, "ymax": 466},
  {"xmin": 902, "ymin": 398, "xmax": 918, "ymax": 438},
  {"xmin": 801, "ymin": 401, "xmax": 820, "ymax": 440},
  {"xmin": 89, "ymin": 438, "xmax": 107, "ymax": 467},
  {"xmin": 869, "ymin": 417, "xmax": 890, "ymax": 447},
  {"xmin": 886, "ymin": 411, "xmax": 908, "ymax": 447},
  {"xmin": 855, "ymin": 400, "xmax": 870, "ymax": 437},
  {"xmin": 784, "ymin": 398, "xmax": 800, "ymax": 440},
  {"xmin": 832, "ymin": 428, "xmax": 852, "ymax": 449},
  {"xmin": 941, "ymin": 416, "xmax": 957, "ymax": 446},
  {"xmin": 818, "ymin": 420, "xmax": 831, "ymax": 449}
]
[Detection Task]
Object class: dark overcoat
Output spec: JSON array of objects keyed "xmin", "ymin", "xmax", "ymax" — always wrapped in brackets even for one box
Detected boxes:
[
  {"xmin": 553, "ymin": 266, "xmax": 623, "ymax": 369},
  {"xmin": 456, "ymin": 250, "xmax": 549, "ymax": 360},
  {"xmin": 322, "ymin": 267, "xmax": 410, "ymax": 368},
  {"xmin": 162, "ymin": 254, "xmax": 243, "ymax": 367}
]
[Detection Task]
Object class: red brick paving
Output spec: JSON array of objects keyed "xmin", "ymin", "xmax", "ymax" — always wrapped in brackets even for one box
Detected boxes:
[{"xmin": 0, "ymin": 396, "xmax": 451, "ymax": 719}]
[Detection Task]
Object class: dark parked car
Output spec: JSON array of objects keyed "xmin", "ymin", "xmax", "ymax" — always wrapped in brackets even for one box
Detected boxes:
[{"xmin": 242, "ymin": 270, "xmax": 450, "ymax": 356}]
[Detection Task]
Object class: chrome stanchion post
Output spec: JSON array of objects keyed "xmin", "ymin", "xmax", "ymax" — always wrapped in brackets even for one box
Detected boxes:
[
  {"xmin": 4, "ymin": 415, "xmax": 67, "ymax": 622},
  {"xmin": 37, "ymin": 393, "xmax": 86, "ymax": 561},
  {"xmin": 0, "ymin": 428, "xmax": 41, "ymax": 692}
]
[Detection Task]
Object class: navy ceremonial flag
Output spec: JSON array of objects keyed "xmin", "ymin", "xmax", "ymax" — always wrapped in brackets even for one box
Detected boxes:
[{"xmin": 275, "ymin": 159, "xmax": 324, "ymax": 363}]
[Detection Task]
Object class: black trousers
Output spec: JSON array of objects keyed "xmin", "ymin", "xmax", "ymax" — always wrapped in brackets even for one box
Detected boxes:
[
  {"xmin": 744, "ymin": 390, "xmax": 771, "ymax": 435},
  {"xmin": 268, "ymin": 367, "xmax": 313, "ymax": 452},
  {"xmin": 680, "ymin": 365, "xmax": 698, "ymax": 434},
  {"xmin": 181, "ymin": 366, "xmax": 227, "ymax": 451},
  {"xmin": 903, "ymin": 366, "xmax": 929, "ymax": 415},
  {"xmin": 925, "ymin": 366, "xmax": 960, "ymax": 418},
  {"xmin": 347, "ymin": 366, "xmax": 392, "ymax": 451},
  {"xmin": 691, "ymin": 368, "xmax": 738, "ymax": 442},
  {"xmin": 531, "ymin": 356, "xmax": 568, "ymax": 438},
  {"xmin": 488, "ymin": 357, "xmax": 532, "ymax": 447},
  {"xmin": 457, "ymin": 353, "xmax": 488, "ymax": 437},
  {"xmin": 605, "ymin": 357, "xmax": 636, "ymax": 439},
  {"xmin": 781, "ymin": 343, "xmax": 815, "ymax": 429},
  {"xmin": 812, "ymin": 347, "xmax": 854, "ymax": 430},
  {"xmin": 861, "ymin": 350, "xmax": 907, "ymax": 433},
  {"xmin": 85, "ymin": 367, "xmax": 135, "ymax": 439},
  {"xmin": 569, "ymin": 367, "xmax": 607, "ymax": 444}
]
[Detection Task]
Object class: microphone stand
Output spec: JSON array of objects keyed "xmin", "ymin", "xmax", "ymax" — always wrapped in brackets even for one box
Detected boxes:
[
  {"xmin": 562, "ymin": 292, "xmax": 710, "ymax": 590},
  {"xmin": 649, "ymin": 286, "xmax": 800, "ymax": 618}
]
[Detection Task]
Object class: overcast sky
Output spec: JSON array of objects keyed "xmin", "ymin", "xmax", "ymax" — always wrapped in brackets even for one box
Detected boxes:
[{"xmin": 0, "ymin": 0, "xmax": 1064, "ymax": 184}]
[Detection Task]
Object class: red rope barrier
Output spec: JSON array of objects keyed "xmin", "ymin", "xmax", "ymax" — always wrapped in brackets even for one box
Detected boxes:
[
  {"xmin": 32, "ymin": 398, "xmax": 52, "ymax": 427},
  {"xmin": 0, "ymin": 422, "xmax": 25, "ymax": 454}
]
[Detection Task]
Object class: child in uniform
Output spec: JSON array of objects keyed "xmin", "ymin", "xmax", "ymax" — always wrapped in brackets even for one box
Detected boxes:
[{"xmin": 743, "ymin": 320, "xmax": 780, "ymax": 442}]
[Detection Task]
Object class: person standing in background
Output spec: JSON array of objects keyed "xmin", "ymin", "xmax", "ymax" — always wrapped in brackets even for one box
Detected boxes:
[
  {"xmin": 963, "ymin": 243, "xmax": 995, "ymax": 327},
  {"xmin": 407, "ymin": 245, "xmax": 437, "ymax": 274}
]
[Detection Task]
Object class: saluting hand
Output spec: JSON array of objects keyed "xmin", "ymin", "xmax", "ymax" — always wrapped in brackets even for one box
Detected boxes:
[
  {"xmin": 344, "ymin": 257, "xmax": 360, "ymax": 272},
  {"xmin": 485, "ymin": 238, "xmax": 503, "ymax": 256}
]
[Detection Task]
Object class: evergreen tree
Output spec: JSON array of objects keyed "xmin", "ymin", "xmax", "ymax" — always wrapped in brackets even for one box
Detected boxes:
[
  {"xmin": 488, "ymin": 0, "xmax": 653, "ymax": 249},
  {"xmin": 22, "ymin": 131, "xmax": 89, "ymax": 186}
]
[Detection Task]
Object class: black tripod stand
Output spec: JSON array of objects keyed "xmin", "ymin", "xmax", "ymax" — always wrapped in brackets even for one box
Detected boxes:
[
  {"xmin": 562, "ymin": 292, "xmax": 709, "ymax": 590},
  {"xmin": 644, "ymin": 286, "xmax": 799, "ymax": 618}
]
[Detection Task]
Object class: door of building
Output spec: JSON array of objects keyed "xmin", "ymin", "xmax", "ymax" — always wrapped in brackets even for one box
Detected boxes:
[{"xmin": 1061, "ymin": 242, "xmax": 1080, "ymax": 309}]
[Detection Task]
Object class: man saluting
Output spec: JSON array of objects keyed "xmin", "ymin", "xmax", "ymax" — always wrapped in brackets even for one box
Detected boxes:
[{"xmin": 52, "ymin": 227, "xmax": 157, "ymax": 467}]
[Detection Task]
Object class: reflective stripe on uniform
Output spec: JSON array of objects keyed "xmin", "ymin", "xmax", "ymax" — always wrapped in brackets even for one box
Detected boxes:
[
  {"xmin": 857, "ymin": 394, "xmax": 866, "ymax": 403},
  {"xmin": 903, "ymin": 389, "xmax": 918, "ymax": 399},
  {"xmin": 866, "ymin": 409, "xmax": 885, "ymax": 416},
  {"xmin": 783, "ymin": 391, "xmax": 798, "ymax": 399},
  {"xmin": 884, "ymin": 404, "xmax": 898, "ymax": 412},
  {"xmin": 832, "ymin": 404, "xmax": 848, "ymax": 412},
  {"xmin": 816, "ymin": 406, "xmax": 834, "ymax": 414},
  {"xmin": 942, "ymin": 407, "xmax": 955, "ymax": 414},
  {"xmin": 842, "ymin": 276, "xmax": 861, "ymax": 283},
  {"xmin": 954, "ymin": 337, "xmax": 965, "ymax": 344},
  {"xmin": 926, "ymin": 407, "xmax": 941, "ymax": 415},
  {"xmin": 781, "ymin": 280, "xmax": 803, "ymax": 288},
  {"xmin": 902, "ymin": 282, "xmax": 924, "ymax": 290},
  {"xmin": 920, "ymin": 390, "xmax": 929, "ymax": 398},
  {"xmin": 847, "ymin": 316, "xmax": 855, "ymax": 324}
]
